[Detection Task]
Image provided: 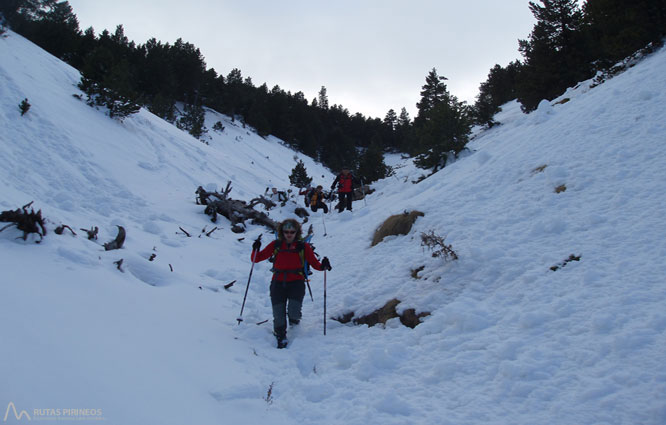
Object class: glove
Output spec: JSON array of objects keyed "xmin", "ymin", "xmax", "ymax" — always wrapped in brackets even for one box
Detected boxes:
[
  {"xmin": 252, "ymin": 239, "xmax": 261, "ymax": 252},
  {"xmin": 321, "ymin": 257, "xmax": 332, "ymax": 271}
]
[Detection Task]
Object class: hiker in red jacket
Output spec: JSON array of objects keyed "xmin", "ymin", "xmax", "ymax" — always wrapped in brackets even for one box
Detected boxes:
[
  {"xmin": 330, "ymin": 167, "xmax": 359, "ymax": 212},
  {"xmin": 251, "ymin": 218, "xmax": 331, "ymax": 348}
]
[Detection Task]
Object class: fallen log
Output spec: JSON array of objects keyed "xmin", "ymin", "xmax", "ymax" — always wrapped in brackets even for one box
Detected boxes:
[{"xmin": 200, "ymin": 181, "xmax": 278, "ymax": 232}]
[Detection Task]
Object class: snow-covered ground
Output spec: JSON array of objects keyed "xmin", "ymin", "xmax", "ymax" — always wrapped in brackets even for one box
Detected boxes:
[{"xmin": 1, "ymin": 30, "xmax": 665, "ymax": 425}]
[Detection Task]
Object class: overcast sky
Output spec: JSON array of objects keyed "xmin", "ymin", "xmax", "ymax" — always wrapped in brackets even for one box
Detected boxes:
[{"xmin": 66, "ymin": 0, "xmax": 535, "ymax": 119}]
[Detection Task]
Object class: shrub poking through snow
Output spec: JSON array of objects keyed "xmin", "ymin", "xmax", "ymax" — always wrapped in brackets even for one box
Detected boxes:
[
  {"xmin": 371, "ymin": 210, "xmax": 424, "ymax": 246},
  {"xmin": 411, "ymin": 265, "xmax": 425, "ymax": 279},
  {"xmin": 420, "ymin": 230, "xmax": 458, "ymax": 261},
  {"xmin": 550, "ymin": 254, "xmax": 581, "ymax": 271},
  {"xmin": 555, "ymin": 184, "xmax": 567, "ymax": 193},
  {"xmin": 19, "ymin": 98, "xmax": 30, "ymax": 116},
  {"xmin": 532, "ymin": 164, "xmax": 547, "ymax": 175},
  {"xmin": 264, "ymin": 382, "xmax": 274, "ymax": 405}
]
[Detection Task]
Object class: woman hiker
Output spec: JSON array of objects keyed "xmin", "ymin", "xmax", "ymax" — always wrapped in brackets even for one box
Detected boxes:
[{"xmin": 251, "ymin": 218, "xmax": 332, "ymax": 348}]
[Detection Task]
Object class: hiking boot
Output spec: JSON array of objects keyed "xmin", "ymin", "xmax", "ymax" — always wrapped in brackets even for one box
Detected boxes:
[
  {"xmin": 288, "ymin": 318, "xmax": 300, "ymax": 326},
  {"xmin": 276, "ymin": 336, "xmax": 288, "ymax": 349}
]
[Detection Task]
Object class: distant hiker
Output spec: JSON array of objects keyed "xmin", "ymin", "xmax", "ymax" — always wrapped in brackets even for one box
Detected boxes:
[
  {"xmin": 330, "ymin": 167, "xmax": 359, "ymax": 212},
  {"xmin": 298, "ymin": 185, "xmax": 313, "ymax": 207},
  {"xmin": 266, "ymin": 187, "xmax": 288, "ymax": 206},
  {"xmin": 251, "ymin": 219, "xmax": 332, "ymax": 348},
  {"xmin": 309, "ymin": 185, "xmax": 328, "ymax": 213}
]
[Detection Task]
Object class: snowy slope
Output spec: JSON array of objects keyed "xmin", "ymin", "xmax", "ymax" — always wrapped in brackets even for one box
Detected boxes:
[{"xmin": 2, "ymin": 29, "xmax": 666, "ymax": 425}]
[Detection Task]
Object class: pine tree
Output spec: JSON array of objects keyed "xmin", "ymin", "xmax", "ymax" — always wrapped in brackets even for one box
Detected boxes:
[
  {"xmin": 289, "ymin": 160, "xmax": 313, "ymax": 188},
  {"xmin": 416, "ymin": 68, "xmax": 451, "ymax": 119},
  {"xmin": 383, "ymin": 109, "xmax": 398, "ymax": 130},
  {"xmin": 317, "ymin": 86, "xmax": 329, "ymax": 110},
  {"xmin": 473, "ymin": 61, "xmax": 522, "ymax": 127},
  {"xmin": 247, "ymin": 100, "xmax": 271, "ymax": 137},
  {"xmin": 78, "ymin": 75, "xmax": 140, "ymax": 122},
  {"xmin": 149, "ymin": 92, "xmax": 176, "ymax": 122},
  {"xmin": 178, "ymin": 101, "xmax": 207, "ymax": 139},
  {"xmin": 516, "ymin": 0, "xmax": 590, "ymax": 112},
  {"xmin": 412, "ymin": 69, "xmax": 471, "ymax": 171},
  {"xmin": 395, "ymin": 107, "xmax": 414, "ymax": 153},
  {"xmin": 584, "ymin": 0, "xmax": 666, "ymax": 66},
  {"xmin": 357, "ymin": 142, "xmax": 388, "ymax": 183},
  {"xmin": 397, "ymin": 108, "xmax": 411, "ymax": 128}
]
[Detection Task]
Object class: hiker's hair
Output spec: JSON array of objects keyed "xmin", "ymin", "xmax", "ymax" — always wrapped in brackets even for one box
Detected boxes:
[{"xmin": 277, "ymin": 219, "xmax": 302, "ymax": 241}]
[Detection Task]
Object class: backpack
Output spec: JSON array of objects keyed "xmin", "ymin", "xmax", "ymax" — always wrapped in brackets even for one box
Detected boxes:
[{"xmin": 269, "ymin": 233, "xmax": 314, "ymax": 277}]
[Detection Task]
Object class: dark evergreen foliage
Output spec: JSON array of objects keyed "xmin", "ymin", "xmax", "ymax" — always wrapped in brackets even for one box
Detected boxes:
[
  {"xmin": 412, "ymin": 69, "xmax": 472, "ymax": 171},
  {"xmin": 357, "ymin": 142, "xmax": 389, "ymax": 183},
  {"xmin": 78, "ymin": 77, "xmax": 140, "ymax": 121},
  {"xmin": 177, "ymin": 101, "xmax": 207, "ymax": 139},
  {"xmin": 7, "ymin": 0, "xmax": 663, "ymax": 175},
  {"xmin": 473, "ymin": 61, "xmax": 522, "ymax": 127},
  {"xmin": 583, "ymin": 0, "xmax": 666, "ymax": 66},
  {"xmin": 516, "ymin": 0, "xmax": 591, "ymax": 112},
  {"xmin": 318, "ymin": 86, "xmax": 329, "ymax": 110},
  {"xmin": 383, "ymin": 109, "xmax": 397, "ymax": 130},
  {"xmin": 289, "ymin": 160, "xmax": 313, "ymax": 188},
  {"xmin": 19, "ymin": 98, "xmax": 31, "ymax": 115},
  {"xmin": 473, "ymin": 0, "xmax": 666, "ymax": 116},
  {"xmin": 1, "ymin": 1, "xmax": 412, "ymax": 171}
]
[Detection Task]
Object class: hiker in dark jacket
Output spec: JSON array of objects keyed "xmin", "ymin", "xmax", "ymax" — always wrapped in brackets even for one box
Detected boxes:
[
  {"xmin": 330, "ymin": 167, "xmax": 359, "ymax": 212},
  {"xmin": 251, "ymin": 218, "xmax": 331, "ymax": 348},
  {"xmin": 309, "ymin": 185, "xmax": 328, "ymax": 213}
]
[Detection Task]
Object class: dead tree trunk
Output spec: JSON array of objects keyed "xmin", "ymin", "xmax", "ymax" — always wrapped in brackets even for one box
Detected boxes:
[{"xmin": 201, "ymin": 182, "xmax": 278, "ymax": 233}]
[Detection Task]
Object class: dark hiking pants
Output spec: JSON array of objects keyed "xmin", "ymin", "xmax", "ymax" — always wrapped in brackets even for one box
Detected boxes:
[
  {"xmin": 311, "ymin": 201, "xmax": 328, "ymax": 214},
  {"xmin": 337, "ymin": 192, "xmax": 353, "ymax": 212},
  {"xmin": 270, "ymin": 280, "xmax": 306, "ymax": 337}
]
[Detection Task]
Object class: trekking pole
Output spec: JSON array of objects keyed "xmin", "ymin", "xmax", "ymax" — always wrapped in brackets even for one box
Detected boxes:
[
  {"xmin": 306, "ymin": 279, "xmax": 314, "ymax": 302},
  {"xmin": 322, "ymin": 211, "xmax": 327, "ymax": 236},
  {"xmin": 323, "ymin": 270, "xmax": 327, "ymax": 335},
  {"xmin": 237, "ymin": 234, "xmax": 261, "ymax": 324},
  {"xmin": 360, "ymin": 178, "xmax": 367, "ymax": 207},
  {"xmin": 304, "ymin": 227, "xmax": 315, "ymax": 302}
]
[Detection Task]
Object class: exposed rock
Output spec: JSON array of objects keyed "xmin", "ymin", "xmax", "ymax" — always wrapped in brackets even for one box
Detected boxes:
[{"xmin": 333, "ymin": 298, "xmax": 430, "ymax": 329}]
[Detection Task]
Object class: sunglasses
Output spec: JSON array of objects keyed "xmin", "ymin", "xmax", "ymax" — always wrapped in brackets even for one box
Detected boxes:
[{"xmin": 283, "ymin": 230, "xmax": 296, "ymax": 235}]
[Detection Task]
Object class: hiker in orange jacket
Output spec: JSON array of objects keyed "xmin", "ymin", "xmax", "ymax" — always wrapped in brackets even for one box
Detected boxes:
[
  {"xmin": 251, "ymin": 218, "xmax": 331, "ymax": 348},
  {"xmin": 309, "ymin": 185, "xmax": 329, "ymax": 213}
]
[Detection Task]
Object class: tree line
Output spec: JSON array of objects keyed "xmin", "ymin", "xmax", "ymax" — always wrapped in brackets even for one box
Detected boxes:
[
  {"xmin": 2, "ymin": 0, "xmax": 664, "ymax": 180},
  {"xmin": 474, "ymin": 0, "xmax": 666, "ymax": 127}
]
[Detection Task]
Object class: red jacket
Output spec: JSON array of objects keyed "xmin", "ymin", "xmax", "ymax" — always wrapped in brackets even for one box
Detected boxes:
[
  {"xmin": 332, "ymin": 173, "xmax": 354, "ymax": 193},
  {"xmin": 252, "ymin": 240, "xmax": 323, "ymax": 282}
]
